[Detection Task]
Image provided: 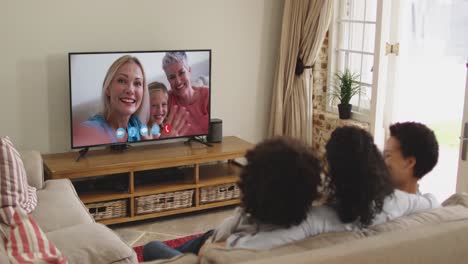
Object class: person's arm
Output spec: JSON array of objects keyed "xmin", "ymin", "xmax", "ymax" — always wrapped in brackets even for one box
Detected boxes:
[
  {"xmin": 197, "ymin": 207, "xmax": 244, "ymax": 256},
  {"xmin": 380, "ymin": 190, "xmax": 440, "ymax": 223},
  {"xmin": 224, "ymin": 225, "xmax": 307, "ymax": 250},
  {"xmin": 223, "ymin": 206, "xmax": 343, "ymax": 250},
  {"xmin": 401, "ymin": 190, "xmax": 439, "ymax": 213},
  {"xmin": 403, "ymin": 191, "xmax": 440, "ymax": 213},
  {"xmin": 198, "ymin": 240, "xmax": 226, "ymax": 256},
  {"xmin": 210, "ymin": 207, "xmax": 244, "ymax": 243}
]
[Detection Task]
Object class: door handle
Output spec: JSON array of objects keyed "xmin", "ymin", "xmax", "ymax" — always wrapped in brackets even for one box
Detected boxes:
[{"xmin": 461, "ymin": 123, "xmax": 468, "ymax": 161}]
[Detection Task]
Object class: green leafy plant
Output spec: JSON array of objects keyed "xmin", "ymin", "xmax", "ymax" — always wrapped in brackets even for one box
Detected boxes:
[{"xmin": 329, "ymin": 68, "xmax": 361, "ymax": 105}]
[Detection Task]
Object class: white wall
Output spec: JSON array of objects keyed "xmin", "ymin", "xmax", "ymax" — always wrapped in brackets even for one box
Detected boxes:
[{"xmin": 0, "ymin": 0, "xmax": 284, "ymax": 153}]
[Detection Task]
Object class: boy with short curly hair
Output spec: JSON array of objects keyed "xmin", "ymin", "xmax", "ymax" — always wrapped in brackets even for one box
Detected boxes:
[{"xmin": 384, "ymin": 122, "xmax": 439, "ymax": 195}]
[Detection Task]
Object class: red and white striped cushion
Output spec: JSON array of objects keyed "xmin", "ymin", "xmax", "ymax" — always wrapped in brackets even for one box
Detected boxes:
[
  {"xmin": 0, "ymin": 207, "xmax": 67, "ymax": 264},
  {"xmin": 0, "ymin": 136, "xmax": 37, "ymax": 213}
]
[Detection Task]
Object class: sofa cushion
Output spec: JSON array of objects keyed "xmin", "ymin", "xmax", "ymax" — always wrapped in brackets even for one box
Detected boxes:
[
  {"xmin": 201, "ymin": 243, "xmax": 305, "ymax": 264},
  {"xmin": 367, "ymin": 193, "xmax": 468, "ymax": 234},
  {"xmin": 0, "ymin": 207, "xmax": 67, "ymax": 264},
  {"xmin": 201, "ymin": 193, "xmax": 468, "ymax": 264},
  {"xmin": 368, "ymin": 204, "xmax": 468, "ymax": 234},
  {"xmin": 201, "ymin": 231, "xmax": 366, "ymax": 264},
  {"xmin": 0, "ymin": 136, "xmax": 37, "ymax": 213},
  {"xmin": 293, "ymin": 230, "xmax": 367, "ymax": 249},
  {"xmin": 241, "ymin": 220, "xmax": 468, "ymax": 264},
  {"xmin": 46, "ymin": 223, "xmax": 136, "ymax": 264},
  {"xmin": 19, "ymin": 150, "xmax": 44, "ymax": 190},
  {"xmin": 142, "ymin": 254, "xmax": 199, "ymax": 264},
  {"xmin": 442, "ymin": 192, "xmax": 468, "ymax": 207},
  {"xmin": 30, "ymin": 179, "xmax": 94, "ymax": 233}
]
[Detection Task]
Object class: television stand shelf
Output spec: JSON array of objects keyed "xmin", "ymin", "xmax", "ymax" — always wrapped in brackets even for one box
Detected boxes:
[{"xmin": 42, "ymin": 136, "xmax": 252, "ymax": 225}]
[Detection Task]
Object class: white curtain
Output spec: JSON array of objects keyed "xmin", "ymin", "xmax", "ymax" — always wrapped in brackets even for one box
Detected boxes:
[{"xmin": 268, "ymin": 0, "xmax": 333, "ymax": 144}]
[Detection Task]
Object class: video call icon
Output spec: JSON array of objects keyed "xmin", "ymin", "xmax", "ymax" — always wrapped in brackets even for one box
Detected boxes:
[
  {"xmin": 128, "ymin": 127, "xmax": 138, "ymax": 138},
  {"xmin": 140, "ymin": 125, "xmax": 149, "ymax": 137},
  {"xmin": 163, "ymin": 124, "xmax": 172, "ymax": 134},
  {"xmin": 116, "ymin": 128, "xmax": 126, "ymax": 139},
  {"xmin": 151, "ymin": 125, "xmax": 161, "ymax": 136}
]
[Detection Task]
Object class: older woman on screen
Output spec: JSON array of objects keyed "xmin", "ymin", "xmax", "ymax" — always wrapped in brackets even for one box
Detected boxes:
[
  {"xmin": 162, "ymin": 52, "xmax": 209, "ymax": 136},
  {"xmin": 80, "ymin": 55, "xmax": 150, "ymax": 145}
]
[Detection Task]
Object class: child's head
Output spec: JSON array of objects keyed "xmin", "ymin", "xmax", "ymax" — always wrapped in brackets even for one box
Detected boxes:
[
  {"xmin": 239, "ymin": 137, "xmax": 321, "ymax": 227},
  {"xmin": 148, "ymin": 82, "xmax": 169, "ymax": 125},
  {"xmin": 384, "ymin": 122, "xmax": 439, "ymax": 191},
  {"xmin": 325, "ymin": 126, "xmax": 393, "ymax": 227}
]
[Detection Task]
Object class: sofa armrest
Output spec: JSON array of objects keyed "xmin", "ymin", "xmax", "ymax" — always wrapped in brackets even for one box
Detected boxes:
[
  {"xmin": 46, "ymin": 223, "xmax": 137, "ymax": 264},
  {"xmin": 19, "ymin": 150, "xmax": 44, "ymax": 190}
]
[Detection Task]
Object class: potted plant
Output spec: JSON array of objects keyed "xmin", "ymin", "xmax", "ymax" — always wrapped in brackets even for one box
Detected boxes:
[{"xmin": 330, "ymin": 68, "xmax": 361, "ymax": 119}]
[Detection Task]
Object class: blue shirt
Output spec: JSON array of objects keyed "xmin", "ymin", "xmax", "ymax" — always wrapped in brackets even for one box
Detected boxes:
[{"xmin": 82, "ymin": 114, "xmax": 143, "ymax": 143}]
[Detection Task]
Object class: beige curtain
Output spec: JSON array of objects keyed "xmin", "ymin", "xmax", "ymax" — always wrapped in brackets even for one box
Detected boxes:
[{"xmin": 268, "ymin": 0, "xmax": 333, "ymax": 144}]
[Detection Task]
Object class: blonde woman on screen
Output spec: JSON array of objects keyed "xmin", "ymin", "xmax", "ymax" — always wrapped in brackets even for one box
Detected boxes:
[{"xmin": 78, "ymin": 55, "xmax": 150, "ymax": 145}]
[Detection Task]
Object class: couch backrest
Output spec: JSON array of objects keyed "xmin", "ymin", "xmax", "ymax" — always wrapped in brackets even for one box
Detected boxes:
[
  {"xmin": 201, "ymin": 193, "xmax": 468, "ymax": 264},
  {"xmin": 242, "ymin": 219, "xmax": 468, "ymax": 264},
  {"xmin": 19, "ymin": 150, "xmax": 44, "ymax": 190},
  {"xmin": 201, "ymin": 231, "xmax": 368, "ymax": 264}
]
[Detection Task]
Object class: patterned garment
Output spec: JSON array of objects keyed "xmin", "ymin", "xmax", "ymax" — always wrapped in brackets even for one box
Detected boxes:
[
  {"xmin": 0, "ymin": 136, "xmax": 37, "ymax": 214},
  {"xmin": 0, "ymin": 207, "xmax": 67, "ymax": 264}
]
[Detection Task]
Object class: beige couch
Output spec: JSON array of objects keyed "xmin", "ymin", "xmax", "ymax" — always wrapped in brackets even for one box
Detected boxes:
[
  {"xmin": 0, "ymin": 151, "xmax": 138, "ymax": 264},
  {"xmin": 0, "ymin": 150, "xmax": 197, "ymax": 264},
  {"xmin": 3, "ymin": 151, "xmax": 468, "ymax": 264},
  {"xmin": 197, "ymin": 195, "xmax": 468, "ymax": 264},
  {"xmin": 141, "ymin": 193, "xmax": 468, "ymax": 264},
  {"xmin": 241, "ymin": 220, "xmax": 468, "ymax": 264}
]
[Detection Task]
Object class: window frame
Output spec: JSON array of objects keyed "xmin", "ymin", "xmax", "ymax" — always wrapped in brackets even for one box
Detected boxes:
[{"xmin": 326, "ymin": 0, "xmax": 378, "ymax": 123}]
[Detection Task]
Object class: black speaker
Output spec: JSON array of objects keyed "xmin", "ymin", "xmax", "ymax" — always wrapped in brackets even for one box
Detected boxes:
[{"xmin": 208, "ymin": 118, "xmax": 222, "ymax": 143}]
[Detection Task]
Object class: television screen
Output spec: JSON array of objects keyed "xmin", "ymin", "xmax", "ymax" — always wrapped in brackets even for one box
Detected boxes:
[{"xmin": 69, "ymin": 50, "xmax": 211, "ymax": 149}]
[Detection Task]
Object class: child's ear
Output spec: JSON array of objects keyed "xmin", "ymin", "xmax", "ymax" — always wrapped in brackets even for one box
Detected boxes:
[
  {"xmin": 188, "ymin": 66, "xmax": 192, "ymax": 73},
  {"xmin": 406, "ymin": 156, "xmax": 416, "ymax": 170},
  {"xmin": 105, "ymin": 88, "xmax": 110, "ymax": 97}
]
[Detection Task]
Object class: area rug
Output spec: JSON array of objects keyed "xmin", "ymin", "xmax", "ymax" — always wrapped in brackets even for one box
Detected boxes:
[{"xmin": 133, "ymin": 233, "xmax": 203, "ymax": 262}]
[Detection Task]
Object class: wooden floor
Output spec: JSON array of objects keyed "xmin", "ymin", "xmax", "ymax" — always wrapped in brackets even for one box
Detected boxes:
[{"xmin": 110, "ymin": 206, "xmax": 236, "ymax": 247}]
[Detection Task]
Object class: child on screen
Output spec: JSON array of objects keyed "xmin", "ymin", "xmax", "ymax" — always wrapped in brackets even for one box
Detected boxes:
[
  {"xmin": 147, "ymin": 82, "xmax": 191, "ymax": 139},
  {"xmin": 147, "ymin": 82, "xmax": 169, "ymax": 139}
]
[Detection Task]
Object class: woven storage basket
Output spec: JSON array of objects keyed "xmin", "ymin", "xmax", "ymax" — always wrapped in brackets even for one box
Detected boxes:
[
  {"xmin": 86, "ymin": 199, "xmax": 128, "ymax": 220},
  {"xmin": 136, "ymin": 189, "xmax": 194, "ymax": 215},
  {"xmin": 200, "ymin": 183, "xmax": 240, "ymax": 204}
]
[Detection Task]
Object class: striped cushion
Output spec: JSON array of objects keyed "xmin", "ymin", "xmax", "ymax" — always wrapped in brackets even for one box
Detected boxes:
[
  {"xmin": 0, "ymin": 207, "xmax": 67, "ymax": 264},
  {"xmin": 0, "ymin": 136, "xmax": 37, "ymax": 213}
]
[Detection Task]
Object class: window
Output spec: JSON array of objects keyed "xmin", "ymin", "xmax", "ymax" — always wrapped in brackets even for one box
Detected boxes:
[{"xmin": 328, "ymin": 0, "xmax": 378, "ymax": 120}]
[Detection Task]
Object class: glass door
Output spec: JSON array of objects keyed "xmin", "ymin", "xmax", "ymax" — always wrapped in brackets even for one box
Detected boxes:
[
  {"xmin": 456, "ymin": 62, "xmax": 468, "ymax": 193},
  {"xmin": 385, "ymin": 0, "xmax": 468, "ymax": 201}
]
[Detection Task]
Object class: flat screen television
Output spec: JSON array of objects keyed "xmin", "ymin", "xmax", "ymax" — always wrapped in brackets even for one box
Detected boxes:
[{"xmin": 69, "ymin": 50, "xmax": 211, "ymax": 149}]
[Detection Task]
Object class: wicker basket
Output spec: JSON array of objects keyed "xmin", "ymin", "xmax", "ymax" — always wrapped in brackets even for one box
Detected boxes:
[
  {"xmin": 86, "ymin": 199, "xmax": 128, "ymax": 220},
  {"xmin": 200, "ymin": 183, "xmax": 240, "ymax": 204},
  {"xmin": 135, "ymin": 190, "xmax": 194, "ymax": 215}
]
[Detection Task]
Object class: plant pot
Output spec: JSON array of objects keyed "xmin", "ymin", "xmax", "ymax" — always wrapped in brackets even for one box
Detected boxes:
[{"xmin": 338, "ymin": 103, "xmax": 352, "ymax": 119}]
